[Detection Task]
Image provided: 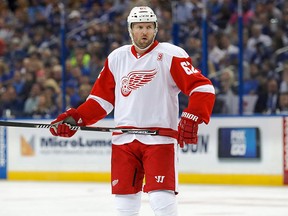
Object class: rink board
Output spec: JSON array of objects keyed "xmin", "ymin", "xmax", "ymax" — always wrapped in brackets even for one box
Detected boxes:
[{"xmin": 1, "ymin": 117, "xmax": 287, "ymax": 185}]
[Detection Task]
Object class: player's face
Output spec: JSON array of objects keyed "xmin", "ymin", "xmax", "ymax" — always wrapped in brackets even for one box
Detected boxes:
[{"xmin": 131, "ymin": 22, "xmax": 155, "ymax": 49}]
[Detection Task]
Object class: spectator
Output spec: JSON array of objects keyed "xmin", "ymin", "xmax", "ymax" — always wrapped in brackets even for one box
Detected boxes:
[
  {"xmin": 254, "ymin": 78, "xmax": 280, "ymax": 114},
  {"xmin": 0, "ymin": 0, "xmax": 287, "ymax": 117},
  {"xmin": 246, "ymin": 24, "xmax": 272, "ymax": 55},
  {"xmin": 0, "ymin": 60, "xmax": 13, "ymax": 86},
  {"xmin": 11, "ymin": 70, "xmax": 25, "ymax": 95},
  {"xmin": 52, "ymin": 94, "xmax": 71, "ymax": 117},
  {"xmin": 215, "ymin": 0, "xmax": 234, "ymax": 29},
  {"xmin": 66, "ymin": 10, "xmax": 86, "ymax": 39},
  {"xmin": 0, "ymin": 38, "xmax": 6, "ymax": 56},
  {"xmin": 264, "ymin": 0, "xmax": 282, "ymax": 21},
  {"xmin": 0, "ymin": 85, "xmax": 24, "ymax": 118},
  {"xmin": 50, "ymin": 64, "xmax": 62, "ymax": 85},
  {"xmin": 250, "ymin": 41, "xmax": 271, "ymax": 65},
  {"xmin": 279, "ymin": 63, "xmax": 288, "ymax": 93},
  {"xmin": 23, "ymin": 83, "xmax": 42, "ymax": 116},
  {"xmin": 243, "ymin": 63, "xmax": 260, "ymax": 95},
  {"xmin": 70, "ymin": 45, "xmax": 91, "ymax": 76},
  {"xmin": 31, "ymin": 93, "xmax": 53, "ymax": 119},
  {"xmin": 276, "ymin": 91, "xmax": 288, "ymax": 114},
  {"xmin": 66, "ymin": 80, "xmax": 81, "ymax": 108},
  {"xmin": 75, "ymin": 83, "xmax": 92, "ymax": 107},
  {"xmin": 215, "ymin": 67, "xmax": 238, "ymax": 114},
  {"xmin": 228, "ymin": 0, "xmax": 254, "ymax": 26},
  {"xmin": 219, "ymin": 33, "xmax": 239, "ymax": 58},
  {"xmin": 208, "ymin": 33, "xmax": 225, "ymax": 68},
  {"xmin": 20, "ymin": 71, "xmax": 36, "ymax": 101}
]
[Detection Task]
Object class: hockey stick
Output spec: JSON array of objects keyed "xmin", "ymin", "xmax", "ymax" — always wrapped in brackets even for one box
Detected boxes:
[{"xmin": 0, "ymin": 120, "xmax": 175, "ymax": 136}]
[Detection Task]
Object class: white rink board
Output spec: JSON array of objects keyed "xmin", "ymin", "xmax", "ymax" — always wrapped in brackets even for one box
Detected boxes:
[
  {"xmin": 180, "ymin": 116, "xmax": 283, "ymax": 175},
  {"xmin": 7, "ymin": 117, "xmax": 283, "ymax": 175},
  {"xmin": 7, "ymin": 120, "xmax": 114, "ymax": 172}
]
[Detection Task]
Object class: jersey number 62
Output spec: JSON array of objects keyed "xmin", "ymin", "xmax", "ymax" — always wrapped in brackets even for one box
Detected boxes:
[{"xmin": 180, "ymin": 61, "xmax": 198, "ymax": 75}]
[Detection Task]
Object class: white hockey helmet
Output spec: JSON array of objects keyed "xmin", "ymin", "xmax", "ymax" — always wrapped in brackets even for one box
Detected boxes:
[{"xmin": 127, "ymin": 6, "xmax": 158, "ymax": 34}]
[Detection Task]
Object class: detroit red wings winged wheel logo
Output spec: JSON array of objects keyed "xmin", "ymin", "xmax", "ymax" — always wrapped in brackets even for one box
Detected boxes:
[{"xmin": 121, "ymin": 69, "xmax": 157, "ymax": 96}]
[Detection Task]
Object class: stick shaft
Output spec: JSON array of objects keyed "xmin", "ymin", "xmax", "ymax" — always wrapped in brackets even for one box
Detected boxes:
[{"xmin": 0, "ymin": 120, "xmax": 159, "ymax": 135}]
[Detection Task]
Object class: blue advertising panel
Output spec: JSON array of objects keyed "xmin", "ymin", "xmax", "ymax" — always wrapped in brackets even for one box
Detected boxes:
[
  {"xmin": 0, "ymin": 127, "xmax": 7, "ymax": 179},
  {"xmin": 218, "ymin": 127, "xmax": 261, "ymax": 159}
]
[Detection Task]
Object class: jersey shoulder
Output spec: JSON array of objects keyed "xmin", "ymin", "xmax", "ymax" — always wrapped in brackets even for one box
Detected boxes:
[
  {"xmin": 156, "ymin": 42, "xmax": 189, "ymax": 58},
  {"xmin": 108, "ymin": 45, "xmax": 131, "ymax": 59}
]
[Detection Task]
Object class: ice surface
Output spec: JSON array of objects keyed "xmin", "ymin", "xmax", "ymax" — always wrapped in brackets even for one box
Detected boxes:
[{"xmin": 0, "ymin": 181, "xmax": 287, "ymax": 216}]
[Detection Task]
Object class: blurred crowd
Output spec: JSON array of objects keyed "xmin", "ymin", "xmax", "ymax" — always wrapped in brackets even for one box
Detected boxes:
[{"xmin": 0, "ymin": 0, "xmax": 288, "ymax": 119}]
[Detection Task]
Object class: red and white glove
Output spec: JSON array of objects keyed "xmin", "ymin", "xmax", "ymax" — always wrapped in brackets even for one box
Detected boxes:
[
  {"xmin": 178, "ymin": 111, "xmax": 202, "ymax": 148},
  {"xmin": 50, "ymin": 108, "xmax": 84, "ymax": 137}
]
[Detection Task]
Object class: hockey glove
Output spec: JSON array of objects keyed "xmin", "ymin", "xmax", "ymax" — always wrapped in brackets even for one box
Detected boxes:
[
  {"xmin": 50, "ymin": 108, "xmax": 84, "ymax": 137},
  {"xmin": 178, "ymin": 111, "xmax": 202, "ymax": 148}
]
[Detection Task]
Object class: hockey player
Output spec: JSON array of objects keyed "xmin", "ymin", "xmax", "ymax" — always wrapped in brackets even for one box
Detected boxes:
[{"xmin": 50, "ymin": 6, "xmax": 215, "ymax": 216}]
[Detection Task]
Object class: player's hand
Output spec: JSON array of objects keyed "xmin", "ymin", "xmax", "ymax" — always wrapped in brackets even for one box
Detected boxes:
[
  {"xmin": 177, "ymin": 111, "xmax": 202, "ymax": 148},
  {"xmin": 50, "ymin": 108, "xmax": 84, "ymax": 137}
]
